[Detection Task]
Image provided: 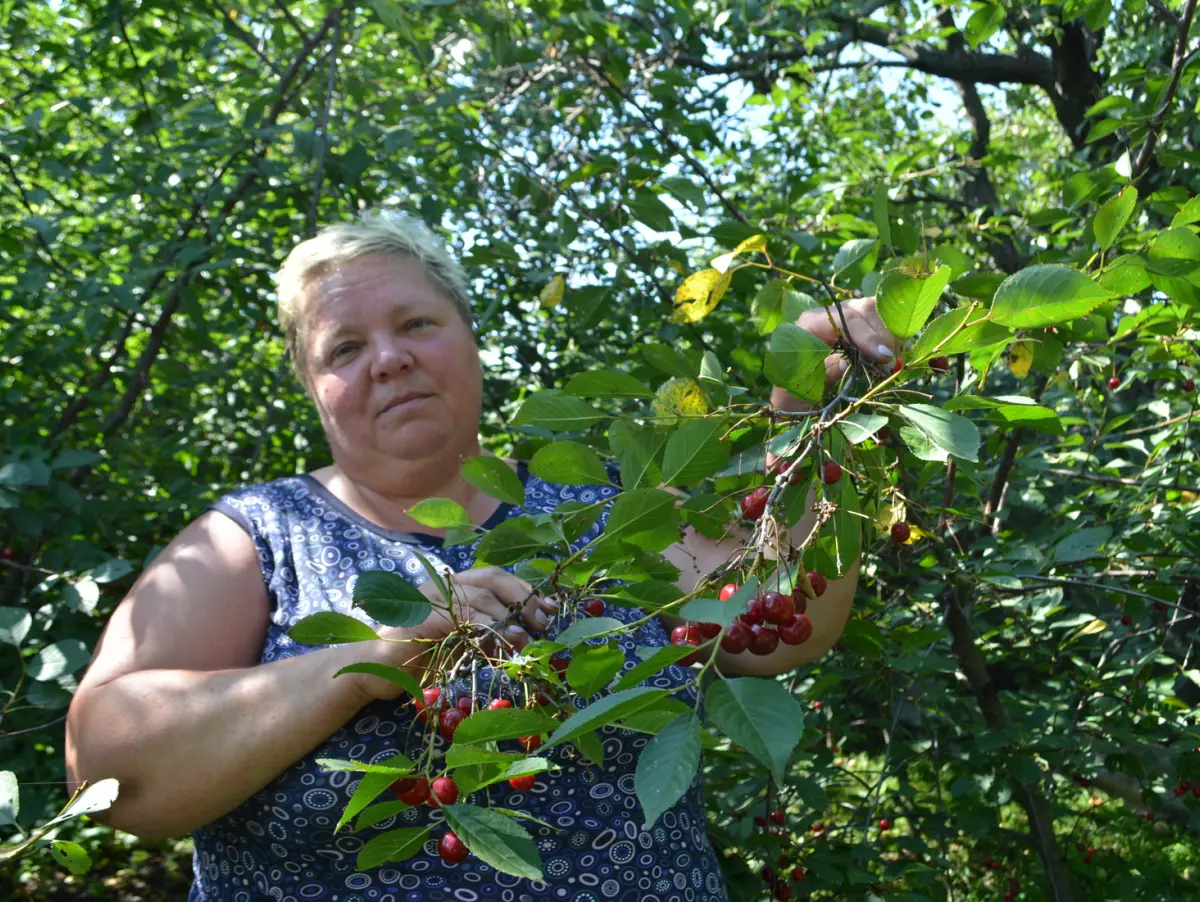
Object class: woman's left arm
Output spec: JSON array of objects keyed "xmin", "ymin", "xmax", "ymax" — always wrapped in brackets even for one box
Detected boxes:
[{"xmin": 660, "ymin": 297, "xmax": 898, "ymax": 677}]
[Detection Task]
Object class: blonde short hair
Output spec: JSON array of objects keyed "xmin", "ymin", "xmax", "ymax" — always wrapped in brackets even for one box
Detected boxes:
[{"xmin": 275, "ymin": 210, "xmax": 473, "ymax": 386}]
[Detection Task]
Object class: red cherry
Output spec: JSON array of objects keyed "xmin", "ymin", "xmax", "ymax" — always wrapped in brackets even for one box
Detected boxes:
[
  {"xmin": 770, "ymin": 811, "xmax": 785, "ymax": 825},
  {"xmin": 811, "ymin": 822, "xmax": 824, "ymax": 833},
  {"xmin": 1108, "ymin": 376, "xmax": 1121, "ymax": 389},
  {"xmin": 779, "ymin": 614, "xmax": 813, "ymax": 646},
  {"xmin": 0, "ymin": 547, "xmax": 13, "ymax": 559},
  {"xmin": 1121, "ymin": 613, "xmax": 1132, "ymax": 626},
  {"xmin": 890, "ymin": 521, "xmax": 911, "ymax": 543},
  {"xmin": 1155, "ymin": 601, "xmax": 1168, "ymax": 613},
  {"xmin": 1009, "ymin": 878, "xmax": 1020, "ymax": 894},
  {"xmin": 891, "ymin": 357, "xmax": 903, "ymax": 374},
  {"xmin": 718, "ymin": 583, "xmax": 739, "ymax": 601},
  {"xmin": 1192, "ymin": 786, "xmax": 1200, "ymax": 798},
  {"xmin": 822, "ymin": 461, "xmax": 843, "ymax": 485},
  {"xmin": 1184, "ymin": 378, "xmax": 1195, "ymax": 391},
  {"xmin": 456, "ymin": 696, "xmax": 475, "ymax": 715},
  {"xmin": 879, "ymin": 818, "xmax": 891, "ymax": 830},
  {"xmin": 488, "ymin": 698, "xmax": 513, "ymax": 710},
  {"xmin": 791, "ymin": 592, "xmax": 807, "ymax": 615},
  {"xmin": 396, "ymin": 776, "xmax": 430, "ymax": 806},
  {"xmin": 519, "ymin": 734, "xmax": 542, "ymax": 752},
  {"xmin": 1176, "ymin": 787, "xmax": 1186, "ymax": 797},
  {"xmin": 929, "ymin": 356, "xmax": 950, "ymax": 373},
  {"xmin": 550, "ymin": 657, "xmax": 569, "ymax": 674},
  {"xmin": 1181, "ymin": 780, "xmax": 1191, "ymax": 790},
  {"xmin": 534, "ymin": 690, "xmax": 552, "ymax": 706},
  {"xmin": 720, "ymin": 622, "xmax": 751, "ymax": 654},
  {"xmin": 697, "ymin": 621, "xmax": 722, "ymax": 639},
  {"xmin": 1004, "ymin": 895, "xmax": 1014, "ymax": 902},
  {"xmin": 416, "ymin": 687, "xmax": 443, "ymax": 723},
  {"xmin": 741, "ymin": 486, "xmax": 769, "ymax": 520},
  {"xmin": 430, "ymin": 776, "xmax": 459, "ymax": 806},
  {"xmin": 762, "ymin": 591, "xmax": 794, "ymax": 625},
  {"xmin": 439, "ymin": 709, "xmax": 465, "ymax": 742},
  {"xmin": 749, "ymin": 624, "xmax": 780, "ymax": 656},
  {"xmin": 985, "ymin": 859, "xmax": 999, "ymax": 871},
  {"xmin": 775, "ymin": 881, "xmax": 791, "ymax": 901},
  {"xmin": 508, "ymin": 774, "xmax": 536, "ymax": 792},
  {"xmin": 388, "ymin": 777, "xmax": 416, "ymax": 799},
  {"xmin": 741, "ymin": 595, "xmax": 767, "ymax": 626},
  {"xmin": 583, "ymin": 598, "xmax": 605, "ymax": 617},
  {"xmin": 439, "ymin": 831, "xmax": 469, "ymax": 864},
  {"xmin": 670, "ymin": 623, "xmax": 702, "ymax": 646},
  {"xmin": 791, "ymin": 867, "xmax": 807, "ymax": 882},
  {"xmin": 1087, "ymin": 847, "xmax": 1096, "ymax": 857},
  {"xmin": 806, "ymin": 571, "xmax": 827, "ymax": 598},
  {"xmin": 754, "ymin": 815, "xmax": 766, "ymax": 827}
]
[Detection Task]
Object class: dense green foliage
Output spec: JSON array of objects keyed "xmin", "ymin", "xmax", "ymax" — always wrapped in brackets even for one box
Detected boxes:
[{"xmin": 3, "ymin": 0, "xmax": 1200, "ymax": 899}]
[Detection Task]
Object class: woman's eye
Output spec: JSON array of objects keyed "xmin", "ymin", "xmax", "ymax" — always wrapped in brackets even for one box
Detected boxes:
[
  {"xmin": 405, "ymin": 318, "xmax": 431, "ymax": 331},
  {"xmin": 332, "ymin": 344, "xmax": 356, "ymax": 359}
]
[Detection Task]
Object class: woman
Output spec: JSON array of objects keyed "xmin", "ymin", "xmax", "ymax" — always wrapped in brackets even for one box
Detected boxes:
[{"xmin": 65, "ymin": 211, "xmax": 899, "ymax": 901}]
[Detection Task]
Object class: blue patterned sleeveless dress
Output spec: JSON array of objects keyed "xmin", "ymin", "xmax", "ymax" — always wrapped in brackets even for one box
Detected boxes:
[{"xmin": 188, "ymin": 463, "xmax": 730, "ymax": 902}]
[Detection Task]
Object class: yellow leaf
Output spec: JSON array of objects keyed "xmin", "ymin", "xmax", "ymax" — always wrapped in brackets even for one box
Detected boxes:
[
  {"xmin": 1009, "ymin": 339, "xmax": 1034, "ymax": 378},
  {"xmin": 653, "ymin": 377, "xmax": 710, "ymax": 425},
  {"xmin": 667, "ymin": 259, "xmax": 685, "ymax": 275},
  {"xmin": 907, "ymin": 524, "xmax": 935, "ymax": 542},
  {"xmin": 1068, "ymin": 617, "xmax": 1109, "ymax": 643},
  {"xmin": 732, "ymin": 234, "xmax": 768, "ymax": 256},
  {"xmin": 673, "ymin": 268, "xmax": 732, "ymax": 323},
  {"xmin": 711, "ymin": 235, "xmax": 768, "ymax": 273},
  {"xmin": 539, "ymin": 274, "xmax": 566, "ymax": 310}
]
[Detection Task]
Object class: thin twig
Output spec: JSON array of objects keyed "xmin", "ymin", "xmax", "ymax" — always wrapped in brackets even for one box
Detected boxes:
[{"xmin": 1041, "ymin": 467, "xmax": 1200, "ymax": 494}]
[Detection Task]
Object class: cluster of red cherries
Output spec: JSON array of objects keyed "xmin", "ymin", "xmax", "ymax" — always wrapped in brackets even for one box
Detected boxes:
[
  {"xmin": 670, "ymin": 577, "xmax": 821, "ymax": 661},
  {"xmin": 389, "ymin": 688, "xmax": 553, "ymax": 864}
]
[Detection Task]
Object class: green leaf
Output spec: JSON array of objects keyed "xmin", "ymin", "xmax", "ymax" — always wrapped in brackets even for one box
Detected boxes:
[
  {"xmin": 543, "ymin": 687, "xmax": 668, "ymax": 750},
  {"xmin": 831, "ymin": 238, "xmax": 879, "ymax": 285},
  {"xmin": 838, "ymin": 413, "xmax": 889, "ymax": 445},
  {"xmin": 1170, "ymin": 196, "xmax": 1200, "ymax": 227},
  {"xmin": 990, "ymin": 265, "xmax": 1114, "ymax": 328},
  {"xmin": 706, "ymin": 678, "xmax": 805, "ymax": 784},
  {"xmin": 357, "ymin": 826, "xmax": 430, "ymax": 870},
  {"xmin": 0, "ymin": 607, "xmax": 32, "ymax": 647},
  {"xmin": 406, "ymin": 498, "xmax": 472, "ymax": 530},
  {"xmin": 910, "ymin": 305, "xmax": 1010, "ymax": 362},
  {"xmin": 46, "ymin": 778, "xmax": 120, "ymax": 828},
  {"xmin": 27, "ymin": 639, "xmax": 90, "ymax": 681},
  {"xmin": 476, "ymin": 521, "xmax": 552, "ymax": 566},
  {"xmin": 660, "ymin": 418, "xmax": 731, "ymax": 486},
  {"xmin": 898, "ymin": 405, "xmax": 980, "ymax": 462},
  {"xmin": 49, "ymin": 840, "xmax": 92, "ymax": 876},
  {"xmin": 943, "ymin": 395, "xmax": 1063, "ymax": 435},
  {"xmin": 613, "ymin": 645, "xmax": 704, "ymax": 691},
  {"xmin": 764, "ymin": 323, "xmax": 829, "ymax": 403},
  {"xmin": 877, "ymin": 266, "xmax": 950, "ymax": 339},
  {"xmin": 333, "ymin": 662, "xmax": 423, "ymax": 700},
  {"xmin": 567, "ymin": 641, "xmax": 625, "ymax": 697},
  {"xmin": 530, "ymin": 441, "xmax": 612, "ymax": 486},
  {"xmin": 461, "ymin": 456, "xmax": 526, "ymax": 505},
  {"xmin": 600, "ymin": 489, "xmax": 680, "ymax": 549},
  {"xmin": 827, "ymin": 476, "xmax": 862, "ymax": 578},
  {"xmin": 635, "ymin": 713, "xmax": 701, "ymax": 828},
  {"xmin": 452, "ymin": 708, "xmax": 560, "ymax": 745},
  {"xmin": 563, "ymin": 371, "xmax": 654, "ymax": 398},
  {"xmin": 964, "ymin": 4, "xmax": 1005, "ymax": 47},
  {"xmin": 353, "ymin": 572, "xmax": 432, "ymax": 628},
  {"xmin": 0, "ymin": 771, "xmax": 17, "ymax": 827},
  {"xmin": 88, "ymin": 558, "xmax": 133, "ymax": 583},
  {"xmin": 289, "ymin": 611, "xmax": 380, "ymax": 645},
  {"xmin": 513, "ymin": 392, "xmax": 606, "ymax": 432},
  {"xmin": 557, "ymin": 616, "xmax": 623, "ymax": 646},
  {"xmin": 1093, "ymin": 186, "xmax": 1137, "ymax": 251},
  {"xmin": 1053, "ymin": 526, "xmax": 1112, "ymax": 563},
  {"xmin": 441, "ymin": 804, "xmax": 544, "ymax": 881}
]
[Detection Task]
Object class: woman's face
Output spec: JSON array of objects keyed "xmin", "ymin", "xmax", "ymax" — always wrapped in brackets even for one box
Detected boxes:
[{"xmin": 300, "ymin": 254, "xmax": 483, "ymax": 475}]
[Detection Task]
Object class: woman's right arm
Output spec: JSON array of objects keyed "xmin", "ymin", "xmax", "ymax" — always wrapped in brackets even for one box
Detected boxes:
[{"xmin": 64, "ymin": 510, "xmax": 420, "ymax": 841}]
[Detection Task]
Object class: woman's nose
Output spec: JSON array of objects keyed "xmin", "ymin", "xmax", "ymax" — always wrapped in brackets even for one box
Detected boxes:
[{"xmin": 368, "ymin": 337, "xmax": 415, "ymax": 380}]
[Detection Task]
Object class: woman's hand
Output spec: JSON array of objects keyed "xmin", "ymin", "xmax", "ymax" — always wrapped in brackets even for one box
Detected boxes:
[
  {"xmin": 353, "ymin": 567, "xmax": 559, "ymax": 702},
  {"xmin": 773, "ymin": 296, "xmax": 900, "ymax": 410}
]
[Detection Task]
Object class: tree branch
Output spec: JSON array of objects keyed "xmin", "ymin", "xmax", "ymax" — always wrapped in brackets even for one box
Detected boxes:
[
  {"xmin": 211, "ymin": 0, "xmax": 284, "ymax": 77},
  {"xmin": 1132, "ymin": 0, "xmax": 1200, "ymax": 179},
  {"xmin": 1042, "ymin": 467, "xmax": 1200, "ymax": 494}
]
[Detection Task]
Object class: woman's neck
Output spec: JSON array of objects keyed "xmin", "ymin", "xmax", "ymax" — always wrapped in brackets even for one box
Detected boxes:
[{"xmin": 311, "ymin": 448, "xmax": 505, "ymax": 533}]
